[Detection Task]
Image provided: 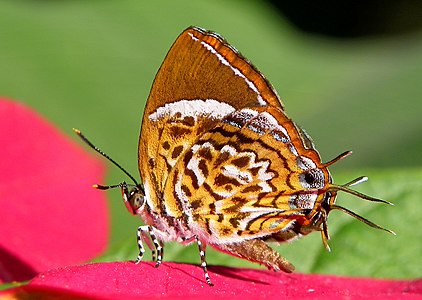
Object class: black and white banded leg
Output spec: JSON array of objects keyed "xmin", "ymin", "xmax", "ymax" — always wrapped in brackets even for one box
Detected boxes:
[
  {"xmin": 135, "ymin": 225, "xmax": 163, "ymax": 267},
  {"xmin": 135, "ymin": 225, "xmax": 151, "ymax": 263},
  {"xmin": 196, "ymin": 237, "xmax": 213, "ymax": 286},
  {"xmin": 149, "ymin": 229, "xmax": 164, "ymax": 268}
]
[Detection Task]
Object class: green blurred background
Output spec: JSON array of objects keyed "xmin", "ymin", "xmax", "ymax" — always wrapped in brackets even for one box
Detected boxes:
[{"xmin": 1, "ymin": 1, "xmax": 421, "ymax": 279}]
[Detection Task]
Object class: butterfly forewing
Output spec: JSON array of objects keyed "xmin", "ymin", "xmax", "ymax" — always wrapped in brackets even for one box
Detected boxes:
[{"xmin": 139, "ymin": 27, "xmax": 284, "ymax": 223}]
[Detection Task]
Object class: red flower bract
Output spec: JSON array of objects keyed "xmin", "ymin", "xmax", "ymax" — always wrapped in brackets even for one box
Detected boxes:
[
  {"xmin": 0, "ymin": 98, "xmax": 108, "ymax": 283},
  {"xmin": 5, "ymin": 262, "xmax": 422, "ymax": 299}
]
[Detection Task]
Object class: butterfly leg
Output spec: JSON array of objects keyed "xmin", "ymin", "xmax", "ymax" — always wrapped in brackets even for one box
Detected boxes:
[
  {"xmin": 135, "ymin": 225, "xmax": 151, "ymax": 264},
  {"xmin": 135, "ymin": 225, "xmax": 165, "ymax": 267},
  {"xmin": 148, "ymin": 229, "xmax": 164, "ymax": 268},
  {"xmin": 196, "ymin": 237, "xmax": 214, "ymax": 286}
]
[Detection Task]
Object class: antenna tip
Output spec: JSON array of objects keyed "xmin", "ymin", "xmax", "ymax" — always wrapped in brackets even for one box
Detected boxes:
[
  {"xmin": 93, "ymin": 184, "xmax": 112, "ymax": 190},
  {"xmin": 73, "ymin": 128, "xmax": 81, "ymax": 134},
  {"xmin": 323, "ymin": 243, "xmax": 331, "ymax": 252},
  {"xmin": 93, "ymin": 184, "xmax": 106, "ymax": 190},
  {"xmin": 389, "ymin": 230, "xmax": 397, "ymax": 236}
]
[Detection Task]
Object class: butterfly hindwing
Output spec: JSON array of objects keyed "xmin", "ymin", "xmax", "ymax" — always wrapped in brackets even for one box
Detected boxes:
[{"xmin": 163, "ymin": 105, "xmax": 330, "ymax": 243}]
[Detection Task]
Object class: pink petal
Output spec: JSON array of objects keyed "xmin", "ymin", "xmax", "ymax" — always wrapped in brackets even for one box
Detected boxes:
[
  {"xmin": 19, "ymin": 262, "xmax": 422, "ymax": 299},
  {"xmin": 0, "ymin": 98, "xmax": 109, "ymax": 283}
]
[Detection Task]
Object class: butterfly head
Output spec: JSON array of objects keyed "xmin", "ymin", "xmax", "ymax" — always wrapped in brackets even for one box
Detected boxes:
[
  {"xmin": 120, "ymin": 182, "xmax": 146, "ymax": 215},
  {"xmin": 92, "ymin": 182, "xmax": 146, "ymax": 215},
  {"xmin": 308, "ymin": 151, "xmax": 395, "ymax": 251}
]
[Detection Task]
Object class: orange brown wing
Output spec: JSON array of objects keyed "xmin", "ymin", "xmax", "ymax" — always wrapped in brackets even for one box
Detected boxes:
[
  {"xmin": 139, "ymin": 27, "xmax": 284, "ymax": 215},
  {"xmin": 163, "ymin": 106, "xmax": 331, "ymax": 243}
]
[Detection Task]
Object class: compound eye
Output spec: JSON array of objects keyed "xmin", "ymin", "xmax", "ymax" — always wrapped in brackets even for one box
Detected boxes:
[
  {"xmin": 299, "ymin": 169, "xmax": 325, "ymax": 189},
  {"xmin": 130, "ymin": 194, "xmax": 145, "ymax": 211},
  {"xmin": 304, "ymin": 172, "xmax": 315, "ymax": 185},
  {"xmin": 123, "ymin": 186, "xmax": 145, "ymax": 214}
]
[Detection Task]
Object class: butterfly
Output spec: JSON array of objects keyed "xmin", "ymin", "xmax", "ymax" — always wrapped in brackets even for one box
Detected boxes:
[{"xmin": 75, "ymin": 26, "xmax": 393, "ymax": 286}]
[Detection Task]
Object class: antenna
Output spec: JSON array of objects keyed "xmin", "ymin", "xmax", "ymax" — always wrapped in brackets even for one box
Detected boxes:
[
  {"xmin": 329, "ymin": 177, "xmax": 393, "ymax": 205},
  {"xmin": 322, "ymin": 150, "xmax": 353, "ymax": 167},
  {"xmin": 73, "ymin": 128, "xmax": 139, "ymax": 186},
  {"xmin": 330, "ymin": 204, "xmax": 396, "ymax": 235},
  {"xmin": 326, "ymin": 176, "xmax": 395, "ymax": 235}
]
